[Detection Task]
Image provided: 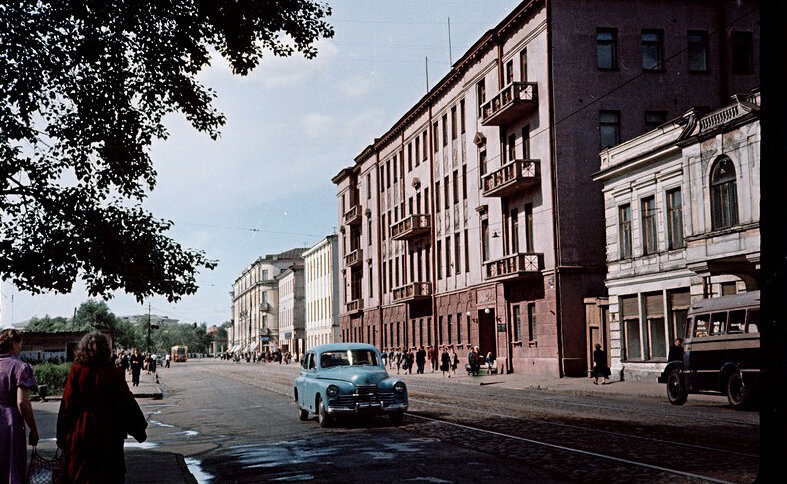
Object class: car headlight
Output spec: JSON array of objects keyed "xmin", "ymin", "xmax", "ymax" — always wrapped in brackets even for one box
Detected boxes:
[
  {"xmin": 326, "ymin": 385, "xmax": 339, "ymax": 397},
  {"xmin": 394, "ymin": 381, "xmax": 406, "ymax": 393}
]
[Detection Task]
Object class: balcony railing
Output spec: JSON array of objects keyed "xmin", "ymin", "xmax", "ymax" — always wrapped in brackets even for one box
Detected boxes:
[
  {"xmin": 346, "ymin": 299, "xmax": 364, "ymax": 313},
  {"xmin": 480, "ymin": 82, "xmax": 538, "ymax": 126},
  {"xmin": 345, "ymin": 248, "xmax": 362, "ymax": 268},
  {"xmin": 344, "ymin": 205, "xmax": 362, "ymax": 226},
  {"xmin": 392, "ymin": 282, "xmax": 433, "ymax": 303},
  {"xmin": 391, "ymin": 214, "xmax": 431, "ymax": 241},
  {"xmin": 484, "ymin": 252, "xmax": 542, "ymax": 280},
  {"xmin": 259, "ymin": 302, "xmax": 271, "ymax": 313},
  {"xmin": 481, "ymin": 159, "xmax": 540, "ymax": 197}
]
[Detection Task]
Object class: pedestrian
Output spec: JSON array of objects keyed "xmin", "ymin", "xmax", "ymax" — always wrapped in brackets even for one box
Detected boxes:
[
  {"xmin": 57, "ymin": 331, "xmax": 147, "ymax": 484},
  {"xmin": 381, "ymin": 349, "xmax": 388, "ymax": 368},
  {"xmin": 592, "ymin": 343, "xmax": 611, "ymax": 385},
  {"xmin": 395, "ymin": 348, "xmax": 402, "ymax": 374},
  {"xmin": 165, "ymin": 353, "xmax": 171, "ymax": 368},
  {"xmin": 407, "ymin": 348, "xmax": 415, "ymax": 375},
  {"xmin": 426, "ymin": 345, "xmax": 435, "ymax": 373},
  {"xmin": 150, "ymin": 353, "xmax": 157, "ymax": 374},
  {"xmin": 451, "ymin": 347, "xmax": 459, "ymax": 376},
  {"xmin": 485, "ymin": 352, "xmax": 493, "ymax": 374},
  {"xmin": 416, "ymin": 346, "xmax": 426, "ymax": 374},
  {"xmin": 0, "ymin": 329, "xmax": 40, "ymax": 484},
  {"xmin": 440, "ymin": 346, "xmax": 451, "ymax": 378},
  {"xmin": 130, "ymin": 348, "xmax": 143, "ymax": 386},
  {"xmin": 122, "ymin": 350, "xmax": 130, "ymax": 374},
  {"xmin": 668, "ymin": 338, "xmax": 684, "ymax": 363}
]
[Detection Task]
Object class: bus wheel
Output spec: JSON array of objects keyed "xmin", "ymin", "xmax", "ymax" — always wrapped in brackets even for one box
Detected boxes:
[
  {"xmin": 727, "ymin": 371, "xmax": 749, "ymax": 410},
  {"xmin": 666, "ymin": 369, "xmax": 687, "ymax": 405}
]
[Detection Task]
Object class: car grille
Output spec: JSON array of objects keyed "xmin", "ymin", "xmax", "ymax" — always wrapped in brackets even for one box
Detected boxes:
[{"xmin": 335, "ymin": 385, "xmax": 398, "ymax": 407}]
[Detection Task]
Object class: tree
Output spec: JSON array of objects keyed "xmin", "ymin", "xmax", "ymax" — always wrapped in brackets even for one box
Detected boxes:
[
  {"xmin": 0, "ymin": 1, "xmax": 333, "ymax": 302},
  {"xmin": 25, "ymin": 315, "xmax": 71, "ymax": 332}
]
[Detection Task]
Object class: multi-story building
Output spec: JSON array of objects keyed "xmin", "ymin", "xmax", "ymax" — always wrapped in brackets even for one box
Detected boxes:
[
  {"xmin": 304, "ymin": 235, "xmax": 340, "ymax": 350},
  {"xmin": 333, "ymin": 0, "xmax": 759, "ymax": 376},
  {"xmin": 277, "ymin": 265, "xmax": 305, "ymax": 357},
  {"xmin": 593, "ymin": 90, "xmax": 760, "ymax": 381},
  {"xmin": 230, "ymin": 248, "xmax": 308, "ymax": 354}
]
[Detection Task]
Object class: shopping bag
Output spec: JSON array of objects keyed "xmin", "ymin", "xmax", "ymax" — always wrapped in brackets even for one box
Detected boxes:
[{"xmin": 27, "ymin": 447, "xmax": 64, "ymax": 484}]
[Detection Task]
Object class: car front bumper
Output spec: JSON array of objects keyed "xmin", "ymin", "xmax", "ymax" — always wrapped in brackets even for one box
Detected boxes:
[{"xmin": 326, "ymin": 401, "xmax": 408, "ymax": 415}]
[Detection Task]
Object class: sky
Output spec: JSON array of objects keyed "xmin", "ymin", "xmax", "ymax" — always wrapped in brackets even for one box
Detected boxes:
[{"xmin": 0, "ymin": 0, "xmax": 521, "ymax": 326}]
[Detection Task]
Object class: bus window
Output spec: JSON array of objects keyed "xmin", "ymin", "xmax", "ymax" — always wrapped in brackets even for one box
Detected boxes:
[
  {"xmin": 746, "ymin": 309, "xmax": 760, "ymax": 334},
  {"xmin": 728, "ymin": 310, "xmax": 746, "ymax": 334},
  {"xmin": 694, "ymin": 314, "xmax": 710, "ymax": 338},
  {"xmin": 710, "ymin": 312, "xmax": 727, "ymax": 335}
]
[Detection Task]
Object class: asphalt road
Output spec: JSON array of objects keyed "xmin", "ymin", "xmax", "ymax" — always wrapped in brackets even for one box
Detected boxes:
[{"xmin": 104, "ymin": 359, "xmax": 758, "ymax": 483}]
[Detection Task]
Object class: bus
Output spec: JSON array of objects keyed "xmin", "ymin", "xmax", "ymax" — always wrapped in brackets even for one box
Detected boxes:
[{"xmin": 171, "ymin": 345, "xmax": 188, "ymax": 362}]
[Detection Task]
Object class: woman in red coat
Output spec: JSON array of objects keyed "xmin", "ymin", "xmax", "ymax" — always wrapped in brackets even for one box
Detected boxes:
[{"xmin": 57, "ymin": 332, "xmax": 147, "ymax": 483}]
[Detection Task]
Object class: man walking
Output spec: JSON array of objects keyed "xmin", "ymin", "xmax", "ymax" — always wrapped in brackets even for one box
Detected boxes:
[
  {"xmin": 416, "ymin": 346, "xmax": 426, "ymax": 374},
  {"xmin": 668, "ymin": 338, "xmax": 684, "ymax": 362},
  {"xmin": 165, "ymin": 353, "xmax": 171, "ymax": 368},
  {"xmin": 130, "ymin": 348, "xmax": 143, "ymax": 387},
  {"xmin": 428, "ymin": 345, "xmax": 436, "ymax": 373}
]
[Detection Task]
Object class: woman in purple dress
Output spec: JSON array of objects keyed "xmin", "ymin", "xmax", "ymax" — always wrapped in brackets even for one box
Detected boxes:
[{"xmin": 1, "ymin": 329, "xmax": 40, "ymax": 484}]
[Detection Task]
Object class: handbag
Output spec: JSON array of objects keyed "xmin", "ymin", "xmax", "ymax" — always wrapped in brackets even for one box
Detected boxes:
[{"xmin": 27, "ymin": 447, "xmax": 64, "ymax": 484}]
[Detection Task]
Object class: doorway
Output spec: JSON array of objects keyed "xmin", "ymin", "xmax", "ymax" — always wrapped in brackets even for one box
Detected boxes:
[{"xmin": 478, "ymin": 309, "xmax": 496, "ymax": 359}]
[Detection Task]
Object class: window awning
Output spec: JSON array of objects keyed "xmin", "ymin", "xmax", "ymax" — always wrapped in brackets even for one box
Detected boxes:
[{"xmin": 249, "ymin": 342, "xmax": 259, "ymax": 352}]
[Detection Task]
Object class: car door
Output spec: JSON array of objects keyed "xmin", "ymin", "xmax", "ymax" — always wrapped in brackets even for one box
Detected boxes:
[
  {"xmin": 304, "ymin": 352, "xmax": 319, "ymax": 411},
  {"xmin": 296, "ymin": 352, "xmax": 310, "ymax": 408}
]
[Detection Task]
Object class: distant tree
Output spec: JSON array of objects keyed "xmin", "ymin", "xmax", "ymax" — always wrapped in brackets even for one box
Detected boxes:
[
  {"xmin": 25, "ymin": 315, "xmax": 71, "ymax": 332},
  {"xmin": 73, "ymin": 299, "xmax": 118, "ymax": 330},
  {"xmin": 0, "ymin": 1, "xmax": 333, "ymax": 302}
]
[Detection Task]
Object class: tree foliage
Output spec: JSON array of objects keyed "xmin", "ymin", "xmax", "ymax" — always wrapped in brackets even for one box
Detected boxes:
[{"xmin": 0, "ymin": 1, "xmax": 333, "ymax": 302}]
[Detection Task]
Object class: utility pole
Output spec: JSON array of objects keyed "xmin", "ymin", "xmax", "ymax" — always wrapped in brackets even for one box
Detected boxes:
[
  {"xmin": 425, "ymin": 57, "xmax": 429, "ymax": 93},
  {"xmin": 147, "ymin": 302, "xmax": 152, "ymax": 353},
  {"xmin": 447, "ymin": 17, "xmax": 453, "ymax": 66}
]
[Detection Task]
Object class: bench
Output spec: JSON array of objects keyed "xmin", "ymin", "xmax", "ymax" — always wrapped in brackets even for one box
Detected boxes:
[{"xmin": 465, "ymin": 363, "xmax": 498, "ymax": 375}]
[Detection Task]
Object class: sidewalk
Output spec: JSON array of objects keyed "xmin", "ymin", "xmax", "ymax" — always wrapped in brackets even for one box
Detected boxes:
[{"xmin": 126, "ymin": 369, "xmax": 165, "ymax": 399}]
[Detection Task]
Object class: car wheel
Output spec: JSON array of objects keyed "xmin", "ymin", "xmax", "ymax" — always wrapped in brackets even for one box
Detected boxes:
[
  {"xmin": 317, "ymin": 396, "xmax": 332, "ymax": 428},
  {"xmin": 727, "ymin": 371, "xmax": 749, "ymax": 410},
  {"xmin": 389, "ymin": 412, "xmax": 404, "ymax": 426},
  {"xmin": 666, "ymin": 369, "xmax": 687, "ymax": 406},
  {"xmin": 297, "ymin": 405, "xmax": 309, "ymax": 421}
]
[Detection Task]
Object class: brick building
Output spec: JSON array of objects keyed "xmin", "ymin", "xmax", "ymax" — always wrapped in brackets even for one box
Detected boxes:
[{"xmin": 332, "ymin": 0, "xmax": 759, "ymax": 376}]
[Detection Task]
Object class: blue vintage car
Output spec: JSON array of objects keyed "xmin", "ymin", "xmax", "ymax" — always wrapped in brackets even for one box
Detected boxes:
[{"xmin": 293, "ymin": 343, "xmax": 408, "ymax": 427}]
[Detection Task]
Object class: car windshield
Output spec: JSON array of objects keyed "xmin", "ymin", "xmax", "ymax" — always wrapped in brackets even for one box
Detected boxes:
[{"xmin": 320, "ymin": 350, "xmax": 380, "ymax": 368}]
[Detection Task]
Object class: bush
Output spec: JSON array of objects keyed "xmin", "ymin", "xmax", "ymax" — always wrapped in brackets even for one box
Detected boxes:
[{"xmin": 32, "ymin": 363, "xmax": 72, "ymax": 395}]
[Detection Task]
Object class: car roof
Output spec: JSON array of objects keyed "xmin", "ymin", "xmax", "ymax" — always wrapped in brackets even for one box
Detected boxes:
[
  {"xmin": 688, "ymin": 290, "xmax": 760, "ymax": 314},
  {"xmin": 308, "ymin": 343, "xmax": 379, "ymax": 354}
]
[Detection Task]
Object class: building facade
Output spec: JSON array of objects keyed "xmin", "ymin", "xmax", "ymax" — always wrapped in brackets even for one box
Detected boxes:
[
  {"xmin": 229, "ymin": 248, "xmax": 308, "ymax": 354},
  {"xmin": 333, "ymin": 0, "xmax": 759, "ymax": 376},
  {"xmin": 277, "ymin": 265, "xmax": 305, "ymax": 357},
  {"xmin": 304, "ymin": 235, "xmax": 340, "ymax": 350},
  {"xmin": 594, "ymin": 90, "xmax": 760, "ymax": 381}
]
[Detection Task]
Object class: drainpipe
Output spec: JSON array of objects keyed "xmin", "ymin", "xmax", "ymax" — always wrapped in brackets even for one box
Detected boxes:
[
  {"xmin": 428, "ymin": 104, "xmax": 438, "ymax": 347},
  {"xmin": 376, "ymin": 149, "xmax": 384, "ymax": 350},
  {"xmin": 545, "ymin": 0, "xmax": 565, "ymax": 377}
]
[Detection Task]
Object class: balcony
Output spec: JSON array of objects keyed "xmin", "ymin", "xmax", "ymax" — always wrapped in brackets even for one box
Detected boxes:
[
  {"xmin": 391, "ymin": 214, "xmax": 431, "ymax": 241},
  {"xmin": 392, "ymin": 282, "xmax": 433, "ymax": 303},
  {"xmin": 346, "ymin": 299, "xmax": 364, "ymax": 314},
  {"xmin": 259, "ymin": 302, "xmax": 271, "ymax": 313},
  {"xmin": 482, "ymin": 159, "xmax": 540, "ymax": 198},
  {"xmin": 480, "ymin": 82, "xmax": 538, "ymax": 126},
  {"xmin": 484, "ymin": 252, "xmax": 542, "ymax": 280},
  {"xmin": 344, "ymin": 205, "xmax": 362, "ymax": 226},
  {"xmin": 345, "ymin": 248, "xmax": 363, "ymax": 268}
]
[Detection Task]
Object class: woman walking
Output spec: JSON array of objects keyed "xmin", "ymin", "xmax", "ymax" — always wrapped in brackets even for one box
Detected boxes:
[
  {"xmin": 440, "ymin": 346, "xmax": 451, "ymax": 378},
  {"xmin": 0, "ymin": 329, "xmax": 39, "ymax": 484},
  {"xmin": 592, "ymin": 343, "xmax": 611, "ymax": 385},
  {"xmin": 57, "ymin": 331, "xmax": 148, "ymax": 483},
  {"xmin": 450, "ymin": 347, "xmax": 459, "ymax": 376}
]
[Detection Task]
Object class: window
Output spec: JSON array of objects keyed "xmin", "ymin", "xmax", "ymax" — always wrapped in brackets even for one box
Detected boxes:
[
  {"xmin": 452, "ymin": 170, "xmax": 459, "ymax": 204},
  {"xmin": 451, "ymin": 105, "xmax": 457, "ymax": 140},
  {"xmin": 460, "ymin": 99, "xmax": 466, "ymax": 134},
  {"xmin": 621, "ymin": 295, "xmax": 641, "ymax": 360},
  {"xmin": 693, "ymin": 314, "xmax": 710, "ymax": 338},
  {"xmin": 423, "ymin": 131, "xmax": 428, "ymax": 160},
  {"xmin": 710, "ymin": 312, "xmax": 727, "ymax": 335},
  {"xmin": 394, "ymin": 256, "xmax": 399, "ymax": 287},
  {"xmin": 666, "ymin": 188, "xmax": 684, "ymax": 249},
  {"xmin": 668, "ymin": 289, "xmax": 689, "ymax": 341},
  {"xmin": 520, "ymin": 49, "xmax": 528, "ymax": 81},
  {"xmin": 527, "ymin": 302, "xmax": 536, "ymax": 341},
  {"xmin": 366, "ymin": 173, "xmax": 371, "ymax": 199},
  {"xmin": 438, "ymin": 316, "xmax": 443, "ymax": 345},
  {"xmin": 481, "ymin": 219, "xmax": 490, "ymax": 261},
  {"xmin": 507, "ymin": 133, "xmax": 516, "ymax": 163},
  {"xmin": 731, "ymin": 31, "xmax": 753, "ymax": 74},
  {"xmin": 424, "ymin": 188, "xmax": 429, "ymax": 213},
  {"xmin": 511, "ymin": 208, "xmax": 520, "ymax": 253},
  {"xmin": 380, "ymin": 166, "xmax": 385, "ymax": 192},
  {"xmin": 433, "ymin": 122, "xmax": 439, "ymax": 152},
  {"xmin": 381, "ymin": 213, "xmax": 386, "ymax": 240},
  {"xmin": 522, "ymin": 125, "xmax": 531, "ymax": 158},
  {"xmin": 687, "ymin": 31, "xmax": 708, "ymax": 72},
  {"xmin": 444, "ymin": 176, "xmax": 450, "ymax": 209},
  {"xmin": 644, "ymin": 111, "xmax": 667, "ymax": 131},
  {"xmin": 464, "ymin": 229, "xmax": 470, "ymax": 272},
  {"xmin": 435, "ymin": 181, "xmax": 441, "ymax": 211},
  {"xmin": 645, "ymin": 292, "xmax": 666, "ymax": 358},
  {"xmin": 367, "ymin": 219, "xmax": 372, "ymax": 246},
  {"xmin": 454, "ymin": 233, "xmax": 461, "ymax": 275},
  {"xmin": 368, "ymin": 266, "xmax": 373, "ymax": 297},
  {"xmin": 641, "ymin": 196, "xmax": 657, "ymax": 255},
  {"xmin": 513, "ymin": 305, "xmax": 522, "ymax": 341},
  {"xmin": 642, "ymin": 30, "xmax": 664, "ymax": 71},
  {"xmin": 596, "ymin": 28, "xmax": 617, "ymax": 70},
  {"xmin": 447, "ymin": 315, "xmax": 452, "ymax": 344},
  {"xmin": 619, "ymin": 204, "xmax": 632, "ymax": 259},
  {"xmin": 476, "ymin": 79, "xmax": 486, "ymax": 116},
  {"xmin": 457, "ymin": 313, "xmax": 462, "ymax": 344},
  {"xmin": 425, "ymin": 244, "xmax": 431, "ymax": 279},
  {"xmin": 445, "ymin": 235, "xmax": 451, "ymax": 278},
  {"xmin": 600, "ymin": 111, "xmax": 620, "ymax": 148},
  {"xmin": 505, "ymin": 59, "xmax": 514, "ymax": 85},
  {"xmin": 386, "ymin": 161, "xmax": 391, "ymax": 188},
  {"xmin": 721, "ymin": 281, "xmax": 737, "ymax": 296},
  {"xmin": 407, "ymin": 143, "xmax": 413, "ymax": 172},
  {"xmin": 462, "ymin": 165, "xmax": 467, "ymax": 200},
  {"xmin": 711, "ymin": 156, "xmax": 739, "ymax": 230},
  {"xmin": 728, "ymin": 310, "xmax": 746, "ymax": 334},
  {"xmin": 479, "ymin": 149, "xmax": 488, "ymax": 177},
  {"xmin": 436, "ymin": 241, "xmax": 442, "ymax": 279},
  {"xmin": 524, "ymin": 203, "xmax": 533, "ymax": 252},
  {"xmin": 442, "ymin": 114, "xmax": 448, "ymax": 147},
  {"xmin": 393, "ymin": 156, "xmax": 397, "ymax": 183},
  {"xmin": 746, "ymin": 309, "xmax": 760, "ymax": 334},
  {"xmin": 415, "ymin": 137, "xmax": 420, "ymax": 166}
]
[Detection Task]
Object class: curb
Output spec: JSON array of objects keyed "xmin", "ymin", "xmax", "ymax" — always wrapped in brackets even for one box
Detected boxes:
[{"xmin": 175, "ymin": 454, "xmax": 199, "ymax": 484}]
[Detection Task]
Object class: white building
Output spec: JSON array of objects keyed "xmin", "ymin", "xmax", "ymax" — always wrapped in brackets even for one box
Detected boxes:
[
  {"xmin": 304, "ymin": 235, "xmax": 340, "ymax": 350},
  {"xmin": 277, "ymin": 265, "xmax": 305, "ymax": 357},
  {"xmin": 593, "ymin": 90, "xmax": 760, "ymax": 381}
]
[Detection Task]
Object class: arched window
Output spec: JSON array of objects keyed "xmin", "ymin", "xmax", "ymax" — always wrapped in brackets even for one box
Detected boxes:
[{"xmin": 710, "ymin": 156, "xmax": 739, "ymax": 230}]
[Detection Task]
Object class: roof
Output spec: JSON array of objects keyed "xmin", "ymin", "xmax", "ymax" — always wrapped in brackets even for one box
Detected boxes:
[
  {"xmin": 689, "ymin": 291, "xmax": 760, "ymax": 314},
  {"xmin": 302, "ymin": 234, "xmax": 338, "ymax": 257},
  {"xmin": 307, "ymin": 343, "xmax": 379, "ymax": 353}
]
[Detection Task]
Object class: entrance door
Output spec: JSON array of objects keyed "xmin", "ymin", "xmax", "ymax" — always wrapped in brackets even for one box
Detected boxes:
[{"xmin": 478, "ymin": 309, "xmax": 496, "ymax": 359}]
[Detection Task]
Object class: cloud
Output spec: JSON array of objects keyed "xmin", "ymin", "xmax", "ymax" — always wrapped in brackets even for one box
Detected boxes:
[
  {"xmin": 338, "ymin": 74, "xmax": 375, "ymax": 99},
  {"xmin": 302, "ymin": 113, "xmax": 335, "ymax": 139}
]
